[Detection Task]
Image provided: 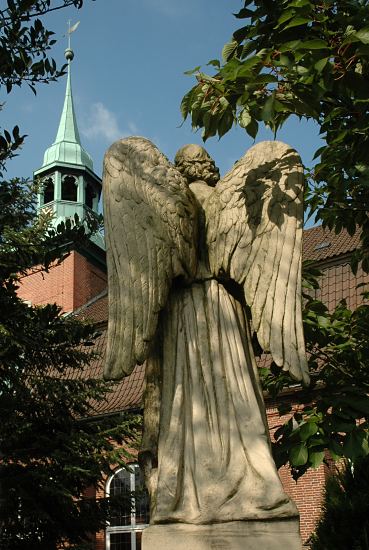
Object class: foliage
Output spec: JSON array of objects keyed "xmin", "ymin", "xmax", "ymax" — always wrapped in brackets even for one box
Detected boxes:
[
  {"xmin": 267, "ymin": 269, "xmax": 369, "ymax": 478},
  {"xmin": 182, "ymin": 0, "xmax": 369, "ymax": 269},
  {"xmin": 310, "ymin": 456, "xmax": 369, "ymax": 549},
  {"xmin": 182, "ymin": 1, "xmax": 369, "ymax": 478},
  {"xmin": 0, "ymin": 2, "xmax": 140, "ymax": 549},
  {"xmin": 0, "ymin": 284, "xmax": 140, "ymax": 549}
]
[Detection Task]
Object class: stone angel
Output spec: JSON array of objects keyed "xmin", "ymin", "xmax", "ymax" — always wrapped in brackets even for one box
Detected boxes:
[{"xmin": 102, "ymin": 137, "xmax": 309, "ymax": 526}]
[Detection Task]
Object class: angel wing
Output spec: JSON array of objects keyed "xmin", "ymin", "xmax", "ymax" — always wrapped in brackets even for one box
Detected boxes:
[
  {"xmin": 103, "ymin": 137, "xmax": 198, "ymax": 379},
  {"xmin": 205, "ymin": 141, "xmax": 309, "ymax": 385}
]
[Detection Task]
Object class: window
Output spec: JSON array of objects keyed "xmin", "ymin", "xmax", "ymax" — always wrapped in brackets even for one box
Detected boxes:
[
  {"xmin": 43, "ymin": 177, "xmax": 54, "ymax": 204},
  {"xmin": 85, "ymin": 183, "xmax": 96, "ymax": 209},
  {"xmin": 106, "ymin": 466, "xmax": 149, "ymax": 550},
  {"xmin": 61, "ymin": 175, "xmax": 77, "ymax": 201}
]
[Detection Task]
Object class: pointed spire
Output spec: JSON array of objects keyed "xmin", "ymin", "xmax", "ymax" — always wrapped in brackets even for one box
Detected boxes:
[
  {"xmin": 42, "ymin": 44, "xmax": 93, "ymax": 171},
  {"xmin": 53, "ymin": 51, "xmax": 81, "ymax": 145}
]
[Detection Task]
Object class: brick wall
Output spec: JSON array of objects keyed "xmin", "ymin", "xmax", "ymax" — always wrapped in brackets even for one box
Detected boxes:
[
  {"xmin": 72, "ymin": 252, "xmax": 107, "ymax": 310},
  {"xmin": 17, "ymin": 250, "xmax": 107, "ymax": 312},
  {"xmin": 95, "ymin": 482, "xmax": 106, "ymax": 550}
]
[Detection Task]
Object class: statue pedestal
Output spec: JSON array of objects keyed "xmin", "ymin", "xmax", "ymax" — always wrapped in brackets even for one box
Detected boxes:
[{"xmin": 142, "ymin": 518, "xmax": 302, "ymax": 550}]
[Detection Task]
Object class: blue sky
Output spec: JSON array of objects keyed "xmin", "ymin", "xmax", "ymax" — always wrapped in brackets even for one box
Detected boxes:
[{"xmin": 3, "ymin": 0, "xmax": 322, "ymax": 213}]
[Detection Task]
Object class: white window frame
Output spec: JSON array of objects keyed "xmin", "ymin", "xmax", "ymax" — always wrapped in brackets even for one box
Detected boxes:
[{"xmin": 105, "ymin": 465, "xmax": 149, "ymax": 550}]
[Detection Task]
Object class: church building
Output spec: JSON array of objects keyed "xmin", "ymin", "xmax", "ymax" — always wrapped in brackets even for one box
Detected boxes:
[{"xmin": 17, "ymin": 45, "xmax": 106, "ymax": 313}]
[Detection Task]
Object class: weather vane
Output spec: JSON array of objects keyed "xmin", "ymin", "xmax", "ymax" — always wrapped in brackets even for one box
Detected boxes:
[{"xmin": 65, "ymin": 20, "xmax": 80, "ymax": 62}]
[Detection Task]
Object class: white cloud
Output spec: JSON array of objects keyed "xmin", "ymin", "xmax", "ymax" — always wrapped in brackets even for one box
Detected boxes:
[
  {"xmin": 128, "ymin": 121, "xmax": 139, "ymax": 134},
  {"xmin": 81, "ymin": 102, "xmax": 125, "ymax": 142}
]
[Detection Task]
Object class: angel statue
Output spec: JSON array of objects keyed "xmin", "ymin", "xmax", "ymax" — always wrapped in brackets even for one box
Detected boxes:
[{"xmin": 102, "ymin": 136, "xmax": 309, "ymax": 530}]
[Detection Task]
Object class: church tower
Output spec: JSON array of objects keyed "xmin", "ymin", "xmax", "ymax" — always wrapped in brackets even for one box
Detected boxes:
[
  {"xmin": 34, "ymin": 46, "xmax": 104, "ymax": 250},
  {"xmin": 18, "ymin": 46, "xmax": 107, "ymax": 312}
]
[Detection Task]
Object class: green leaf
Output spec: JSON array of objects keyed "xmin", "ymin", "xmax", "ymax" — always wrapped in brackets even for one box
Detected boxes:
[
  {"xmin": 234, "ymin": 7, "xmax": 254, "ymax": 18},
  {"xmin": 279, "ymin": 40, "xmax": 302, "ymax": 52},
  {"xmin": 254, "ymin": 74, "xmax": 278, "ymax": 84},
  {"xmin": 309, "ymin": 450, "xmax": 325, "ymax": 469},
  {"xmin": 316, "ymin": 315, "xmax": 330, "ymax": 328},
  {"xmin": 284, "ymin": 16, "xmax": 311, "ymax": 30},
  {"xmin": 298, "ymin": 39, "xmax": 329, "ymax": 50},
  {"xmin": 233, "ymin": 25, "xmax": 250, "ymax": 43},
  {"xmin": 245, "ymin": 118, "xmax": 258, "ymax": 139},
  {"xmin": 355, "ymin": 26, "xmax": 369, "ymax": 44},
  {"xmin": 289, "ymin": 443, "xmax": 309, "ymax": 466},
  {"xmin": 261, "ymin": 94, "xmax": 275, "ymax": 122},
  {"xmin": 207, "ymin": 59, "xmax": 220, "ymax": 68},
  {"xmin": 180, "ymin": 89, "xmax": 193, "ymax": 120},
  {"xmin": 300, "ymin": 421, "xmax": 319, "ymax": 441},
  {"xmin": 314, "ymin": 57, "xmax": 329, "ymax": 72},
  {"xmin": 343, "ymin": 430, "xmax": 369, "ymax": 460},
  {"xmin": 222, "ymin": 40, "xmax": 238, "ymax": 62},
  {"xmin": 328, "ymin": 439, "xmax": 344, "ymax": 460},
  {"xmin": 277, "ymin": 54, "xmax": 292, "ymax": 67},
  {"xmin": 218, "ymin": 109, "xmax": 234, "ymax": 138},
  {"xmin": 289, "ymin": 0, "xmax": 311, "ymax": 6},
  {"xmin": 238, "ymin": 108, "xmax": 251, "ymax": 128},
  {"xmin": 184, "ymin": 66, "xmax": 201, "ymax": 76},
  {"xmin": 276, "ymin": 9, "xmax": 296, "ymax": 27},
  {"xmin": 235, "ymin": 55, "xmax": 260, "ymax": 75}
]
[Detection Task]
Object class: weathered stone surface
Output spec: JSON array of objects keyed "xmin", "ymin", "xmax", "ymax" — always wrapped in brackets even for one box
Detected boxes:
[
  {"xmin": 142, "ymin": 519, "xmax": 302, "ymax": 550},
  {"xmin": 103, "ymin": 137, "xmax": 308, "ymax": 539}
]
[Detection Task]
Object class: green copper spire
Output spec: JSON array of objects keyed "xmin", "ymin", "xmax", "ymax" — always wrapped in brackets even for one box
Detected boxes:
[
  {"xmin": 35, "ymin": 29, "xmax": 104, "ymax": 252},
  {"xmin": 42, "ymin": 47, "xmax": 93, "ymax": 170}
]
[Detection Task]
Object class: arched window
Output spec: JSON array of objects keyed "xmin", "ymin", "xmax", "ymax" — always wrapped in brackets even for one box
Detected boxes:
[
  {"xmin": 43, "ymin": 177, "xmax": 54, "ymax": 204},
  {"xmin": 106, "ymin": 465, "xmax": 149, "ymax": 550},
  {"xmin": 61, "ymin": 175, "xmax": 77, "ymax": 201},
  {"xmin": 85, "ymin": 183, "xmax": 95, "ymax": 210}
]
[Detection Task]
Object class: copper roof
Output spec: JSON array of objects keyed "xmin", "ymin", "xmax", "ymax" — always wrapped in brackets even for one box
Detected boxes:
[{"xmin": 76, "ymin": 225, "xmax": 368, "ymax": 416}]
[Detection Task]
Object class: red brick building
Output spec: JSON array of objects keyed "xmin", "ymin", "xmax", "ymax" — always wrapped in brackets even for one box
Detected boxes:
[{"xmin": 20, "ymin": 47, "xmax": 369, "ymax": 550}]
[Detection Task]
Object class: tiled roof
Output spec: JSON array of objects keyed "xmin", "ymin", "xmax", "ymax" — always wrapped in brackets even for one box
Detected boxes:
[
  {"xmin": 311, "ymin": 261, "xmax": 369, "ymax": 313},
  {"xmin": 79, "ymin": 329, "xmax": 145, "ymax": 415},
  {"xmin": 76, "ymin": 225, "xmax": 368, "ymax": 416},
  {"xmin": 303, "ymin": 225, "xmax": 361, "ymax": 263},
  {"xmin": 72, "ymin": 291, "xmax": 145, "ymax": 415},
  {"xmin": 73, "ymin": 289, "xmax": 108, "ymax": 325}
]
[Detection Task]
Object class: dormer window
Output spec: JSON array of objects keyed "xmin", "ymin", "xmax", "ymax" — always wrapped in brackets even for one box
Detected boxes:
[
  {"xmin": 43, "ymin": 177, "xmax": 54, "ymax": 204},
  {"xmin": 62, "ymin": 175, "xmax": 77, "ymax": 201}
]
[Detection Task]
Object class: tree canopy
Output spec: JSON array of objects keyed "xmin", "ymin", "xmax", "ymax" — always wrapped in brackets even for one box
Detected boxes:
[
  {"xmin": 182, "ymin": 0, "xmax": 369, "ymax": 478},
  {"xmin": 182, "ymin": 0, "xmax": 369, "ymax": 267}
]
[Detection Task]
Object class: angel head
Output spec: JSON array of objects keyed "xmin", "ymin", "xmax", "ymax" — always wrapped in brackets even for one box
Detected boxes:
[{"xmin": 174, "ymin": 144, "xmax": 220, "ymax": 187}]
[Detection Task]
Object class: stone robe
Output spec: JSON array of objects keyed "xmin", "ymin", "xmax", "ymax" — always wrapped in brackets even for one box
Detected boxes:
[{"xmin": 141, "ymin": 183, "xmax": 298, "ymax": 525}]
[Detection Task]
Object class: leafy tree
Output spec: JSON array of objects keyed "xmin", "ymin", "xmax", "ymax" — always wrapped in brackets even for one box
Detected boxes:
[
  {"xmin": 269, "ymin": 284, "xmax": 369, "ymax": 479},
  {"xmin": 182, "ymin": 0, "xmax": 369, "ymax": 267},
  {"xmin": 310, "ymin": 456, "xmax": 369, "ymax": 549},
  {"xmin": 182, "ymin": 1, "xmax": 369, "ymax": 477},
  {"xmin": 0, "ymin": 2, "xmax": 140, "ymax": 549}
]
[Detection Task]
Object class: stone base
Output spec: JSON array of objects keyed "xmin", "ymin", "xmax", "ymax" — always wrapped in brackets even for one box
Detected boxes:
[{"xmin": 142, "ymin": 519, "xmax": 302, "ymax": 550}]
